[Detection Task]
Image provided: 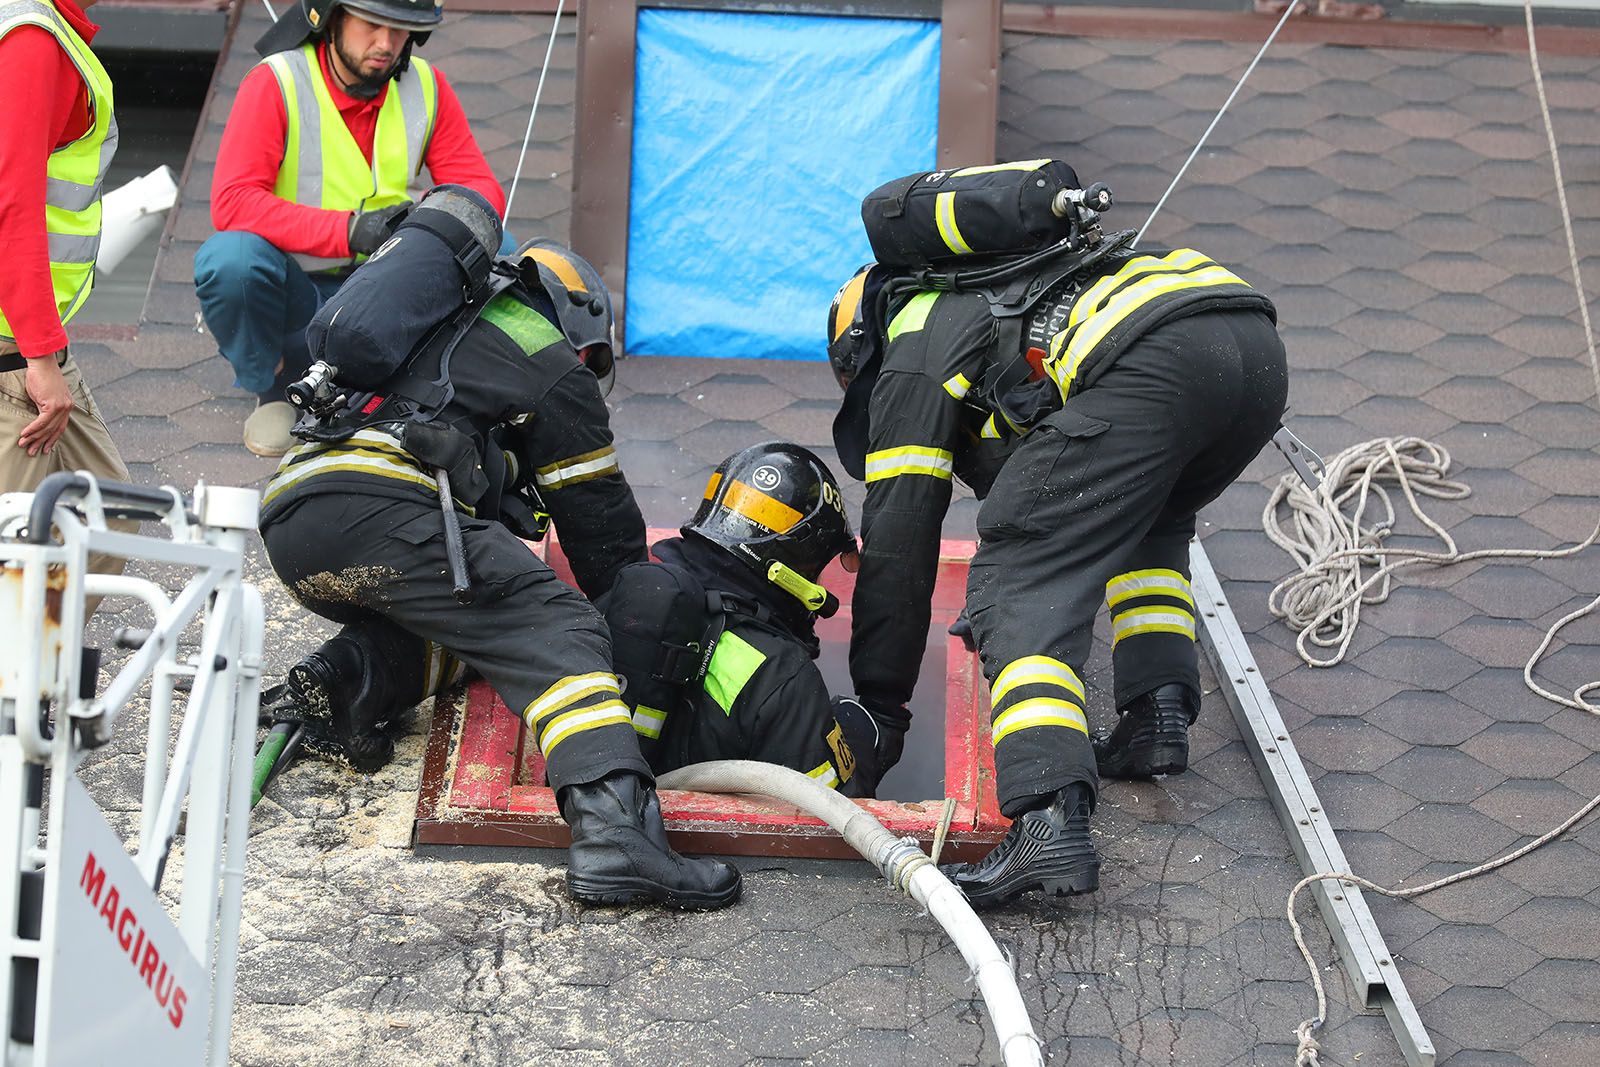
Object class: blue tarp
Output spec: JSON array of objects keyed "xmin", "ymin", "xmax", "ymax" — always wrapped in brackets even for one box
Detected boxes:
[{"xmin": 625, "ymin": 9, "xmax": 940, "ymax": 361}]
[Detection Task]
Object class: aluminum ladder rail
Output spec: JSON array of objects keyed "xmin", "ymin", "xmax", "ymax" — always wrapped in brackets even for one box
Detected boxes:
[{"xmin": 1191, "ymin": 540, "xmax": 1435, "ymax": 1067}]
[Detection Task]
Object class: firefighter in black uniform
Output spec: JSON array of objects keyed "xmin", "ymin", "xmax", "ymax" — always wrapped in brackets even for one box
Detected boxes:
[
  {"xmin": 602, "ymin": 442, "xmax": 883, "ymax": 797},
  {"xmin": 829, "ymin": 160, "xmax": 1288, "ymax": 908},
  {"xmin": 259, "ymin": 188, "xmax": 740, "ymax": 910}
]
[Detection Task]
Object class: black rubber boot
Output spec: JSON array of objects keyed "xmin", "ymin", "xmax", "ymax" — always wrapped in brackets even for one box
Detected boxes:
[
  {"xmin": 1093, "ymin": 682, "xmax": 1200, "ymax": 779},
  {"xmin": 559, "ymin": 772, "xmax": 742, "ymax": 912},
  {"xmin": 940, "ymin": 784, "xmax": 1100, "ymax": 909},
  {"xmin": 275, "ymin": 633, "xmax": 405, "ymax": 773}
]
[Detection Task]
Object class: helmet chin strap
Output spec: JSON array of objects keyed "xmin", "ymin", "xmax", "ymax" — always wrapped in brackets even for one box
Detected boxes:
[
  {"xmin": 326, "ymin": 22, "xmax": 411, "ymax": 99},
  {"xmin": 765, "ymin": 562, "xmax": 839, "ymax": 619}
]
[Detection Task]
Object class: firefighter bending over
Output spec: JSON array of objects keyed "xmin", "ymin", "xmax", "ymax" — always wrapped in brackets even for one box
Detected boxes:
[
  {"xmin": 602, "ymin": 442, "xmax": 886, "ymax": 797},
  {"xmin": 829, "ymin": 159, "xmax": 1289, "ymax": 907},
  {"xmin": 259, "ymin": 186, "xmax": 739, "ymax": 910}
]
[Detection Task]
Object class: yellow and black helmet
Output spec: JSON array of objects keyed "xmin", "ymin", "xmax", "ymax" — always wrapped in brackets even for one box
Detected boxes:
[
  {"xmin": 826, "ymin": 264, "xmax": 885, "ymax": 392},
  {"xmin": 684, "ymin": 442, "xmax": 856, "ymax": 594},
  {"xmin": 517, "ymin": 239, "xmax": 617, "ymax": 397}
]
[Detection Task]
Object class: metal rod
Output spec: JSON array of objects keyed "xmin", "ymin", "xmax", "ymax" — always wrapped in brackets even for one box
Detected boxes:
[
  {"xmin": 1137, "ymin": 0, "xmax": 1301, "ymax": 245},
  {"xmin": 503, "ymin": 0, "xmax": 566, "ymax": 222},
  {"xmin": 1190, "ymin": 540, "xmax": 1435, "ymax": 1067},
  {"xmin": 435, "ymin": 469, "xmax": 473, "ymax": 604}
]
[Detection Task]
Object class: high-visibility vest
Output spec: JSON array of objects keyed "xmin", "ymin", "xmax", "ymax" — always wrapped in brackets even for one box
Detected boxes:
[
  {"xmin": 262, "ymin": 43, "xmax": 438, "ymax": 272},
  {"xmin": 0, "ymin": 0, "xmax": 118, "ymax": 345}
]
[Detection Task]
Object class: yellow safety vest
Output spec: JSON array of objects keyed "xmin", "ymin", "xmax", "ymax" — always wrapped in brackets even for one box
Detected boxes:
[
  {"xmin": 0, "ymin": 0, "xmax": 117, "ymax": 345},
  {"xmin": 262, "ymin": 43, "xmax": 438, "ymax": 272}
]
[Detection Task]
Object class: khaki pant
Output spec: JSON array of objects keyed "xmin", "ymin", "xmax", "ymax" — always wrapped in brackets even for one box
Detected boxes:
[{"xmin": 0, "ymin": 343, "xmax": 136, "ymax": 602}]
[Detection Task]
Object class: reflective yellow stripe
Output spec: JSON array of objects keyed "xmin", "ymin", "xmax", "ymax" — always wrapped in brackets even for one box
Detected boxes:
[
  {"xmin": 951, "ymin": 159, "xmax": 1052, "ymax": 177},
  {"xmin": 721, "ymin": 479, "xmax": 803, "ymax": 534},
  {"xmin": 992, "ymin": 698, "xmax": 1089, "ymax": 745},
  {"xmin": 943, "ymin": 372, "xmax": 972, "ymax": 400},
  {"xmin": 539, "ymin": 700, "xmax": 633, "ymax": 756},
  {"xmin": 831, "ymin": 269, "xmax": 868, "ymax": 342},
  {"xmin": 992, "ymin": 656, "xmax": 1084, "ymax": 706},
  {"xmin": 1048, "ymin": 262, "xmax": 1247, "ymax": 398},
  {"xmin": 523, "ymin": 246, "xmax": 589, "ymax": 295},
  {"xmin": 1111, "ymin": 606, "xmax": 1197, "ymax": 646},
  {"xmin": 523, "ymin": 672, "xmax": 621, "ymax": 728},
  {"xmin": 262, "ymin": 452, "xmax": 438, "ymax": 507},
  {"xmin": 981, "ymin": 414, "xmax": 1002, "ymax": 440},
  {"xmin": 806, "ymin": 761, "xmax": 841, "ymax": 789},
  {"xmin": 631, "ymin": 705, "xmax": 667, "ymax": 740},
  {"xmin": 864, "ymin": 445, "xmax": 953, "ymax": 483},
  {"xmin": 935, "ymin": 191, "xmax": 973, "ymax": 256},
  {"xmin": 1105, "ymin": 569, "xmax": 1195, "ymax": 609},
  {"xmin": 1069, "ymin": 249, "xmax": 1211, "ymax": 331},
  {"xmin": 534, "ymin": 445, "xmax": 619, "ymax": 490},
  {"xmin": 887, "ymin": 291, "xmax": 940, "ymax": 342},
  {"xmin": 702, "ymin": 471, "xmax": 722, "ymax": 500}
]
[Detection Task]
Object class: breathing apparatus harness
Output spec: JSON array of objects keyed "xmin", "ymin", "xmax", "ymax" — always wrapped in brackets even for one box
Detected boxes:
[
  {"xmin": 284, "ymin": 195, "xmax": 555, "ymax": 602},
  {"xmin": 835, "ymin": 172, "xmax": 1134, "ymax": 479}
]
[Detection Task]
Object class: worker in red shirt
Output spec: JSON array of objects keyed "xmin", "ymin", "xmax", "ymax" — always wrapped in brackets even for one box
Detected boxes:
[
  {"xmin": 196, "ymin": 0, "xmax": 507, "ymax": 457},
  {"xmin": 0, "ymin": 0, "xmax": 133, "ymax": 582}
]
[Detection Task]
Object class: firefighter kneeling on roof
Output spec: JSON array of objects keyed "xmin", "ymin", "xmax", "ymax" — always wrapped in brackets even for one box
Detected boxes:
[
  {"xmin": 257, "ymin": 184, "xmax": 739, "ymax": 910},
  {"xmin": 829, "ymin": 159, "xmax": 1289, "ymax": 907}
]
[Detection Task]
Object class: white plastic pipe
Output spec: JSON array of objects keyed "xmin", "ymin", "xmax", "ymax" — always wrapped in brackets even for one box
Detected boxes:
[
  {"xmin": 97, "ymin": 165, "xmax": 178, "ymax": 275},
  {"xmin": 656, "ymin": 760, "xmax": 1045, "ymax": 1067}
]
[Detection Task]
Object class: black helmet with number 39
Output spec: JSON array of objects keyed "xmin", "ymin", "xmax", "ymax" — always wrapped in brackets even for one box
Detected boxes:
[{"xmin": 684, "ymin": 442, "xmax": 856, "ymax": 594}]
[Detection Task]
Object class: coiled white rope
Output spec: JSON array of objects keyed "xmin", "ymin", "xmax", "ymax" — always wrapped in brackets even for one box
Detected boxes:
[{"xmin": 1272, "ymin": 4, "xmax": 1600, "ymax": 1062}]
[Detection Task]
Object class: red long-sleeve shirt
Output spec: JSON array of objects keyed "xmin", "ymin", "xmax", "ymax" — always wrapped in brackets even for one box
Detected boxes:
[
  {"xmin": 0, "ymin": 0, "xmax": 99, "ymax": 358},
  {"xmin": 210, "ymin": 42, "xmax": 506, "ymax": 259}
]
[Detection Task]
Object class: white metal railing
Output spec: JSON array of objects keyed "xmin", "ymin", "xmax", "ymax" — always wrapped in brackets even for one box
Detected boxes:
[{"xmin": 0, "ymin": 473, "xmax": 262, "ymax": 1066}]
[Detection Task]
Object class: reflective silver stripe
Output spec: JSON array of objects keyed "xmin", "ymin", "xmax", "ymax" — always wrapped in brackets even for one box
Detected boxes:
[
  {"xmin": 524, "ymin": 672, "xmax": 620, "ymax": 727},
  {"xmin": 631, "ymin": 705, "xmax": 667, "ymax": 740},
  {"xmin": 395, "ymin": 62, "xmax": 433, "ymax": 175},
  {"xmin": 271, "ymin": 49, "xmax": 324, "ymax": 207},
  {"xmin": 942, "ymin": 372, "xmax": 972, "ymax": 400},
  {"xmin": 45, "ymin": 176, "xmax": 98, "ymax": 213},
  {"xmin": 48, "ymin": 232, "xmax": 100, "ymax": 265},
  {"xmin": 1105, "ymin": 570, "xmax": 1194, "ymax": 609},
  {"xmin": 863, "ymin": 445, "xmax": 954, "ymax": 482},
  {"xmin": 534, "ymin": 447, "xmax": 620, "ymax": 490},
  {"xmin": 539, "ymin": 700, "xmax": 632, "ymax": 756},
  {"xmin": 806, "ymin": 762, "xmax": 840, "ymax": 789},
  {"xmin": 1111, "ymin": 606, "xmax": 1196, "ymax": 646}
]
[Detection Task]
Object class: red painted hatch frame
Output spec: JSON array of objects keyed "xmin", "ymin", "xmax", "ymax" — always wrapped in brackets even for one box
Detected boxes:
[{"xmin": 414, "ymin": 531, "xmax": 1007, "ymax": 861}]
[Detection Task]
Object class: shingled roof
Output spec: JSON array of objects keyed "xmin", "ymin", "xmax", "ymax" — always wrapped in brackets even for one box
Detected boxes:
[{"xmin": 68, "ymin": 7, "xmax": 1600, "ymax": 1063}]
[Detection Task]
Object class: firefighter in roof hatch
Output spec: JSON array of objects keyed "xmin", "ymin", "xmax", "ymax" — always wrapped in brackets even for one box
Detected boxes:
[
  {"xmin": 829, "ymin": 158, "xmax": 1289, "ymax": 907},
  {"xmin": 601, "ymin": 441, "xmax": 887, "ymax": 798}
]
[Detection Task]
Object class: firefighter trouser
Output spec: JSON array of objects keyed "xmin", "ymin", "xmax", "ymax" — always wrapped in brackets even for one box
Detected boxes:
[
  {"xmin": 261, "ymin": 492, "xmax": 650, "ymax": 791},
  {"xmin": 318, "ymin": 618, "xmax": 468, "ymax": 722},
  {"xmin": 967, "ymin": 309, "xmax": 1288, "ymax": 817}
]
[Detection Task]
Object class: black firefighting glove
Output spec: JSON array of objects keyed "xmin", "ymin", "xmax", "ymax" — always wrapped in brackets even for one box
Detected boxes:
[
  {"xmin": 835, "ymin": 695, "xmax": 909, "ymax": 792},
  {"xmin": 347, "ymin": 200, "xmax": 412, "ymax": 256},
  {"xmin": 948, "ymin": 607, "xmax": 976, "ymax": 652}
]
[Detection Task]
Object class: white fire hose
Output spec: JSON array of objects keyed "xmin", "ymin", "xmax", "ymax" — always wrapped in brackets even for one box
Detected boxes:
[{"xmin": 656, "ymin": 760, "xmax": 1044, "ymax": 1067}]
